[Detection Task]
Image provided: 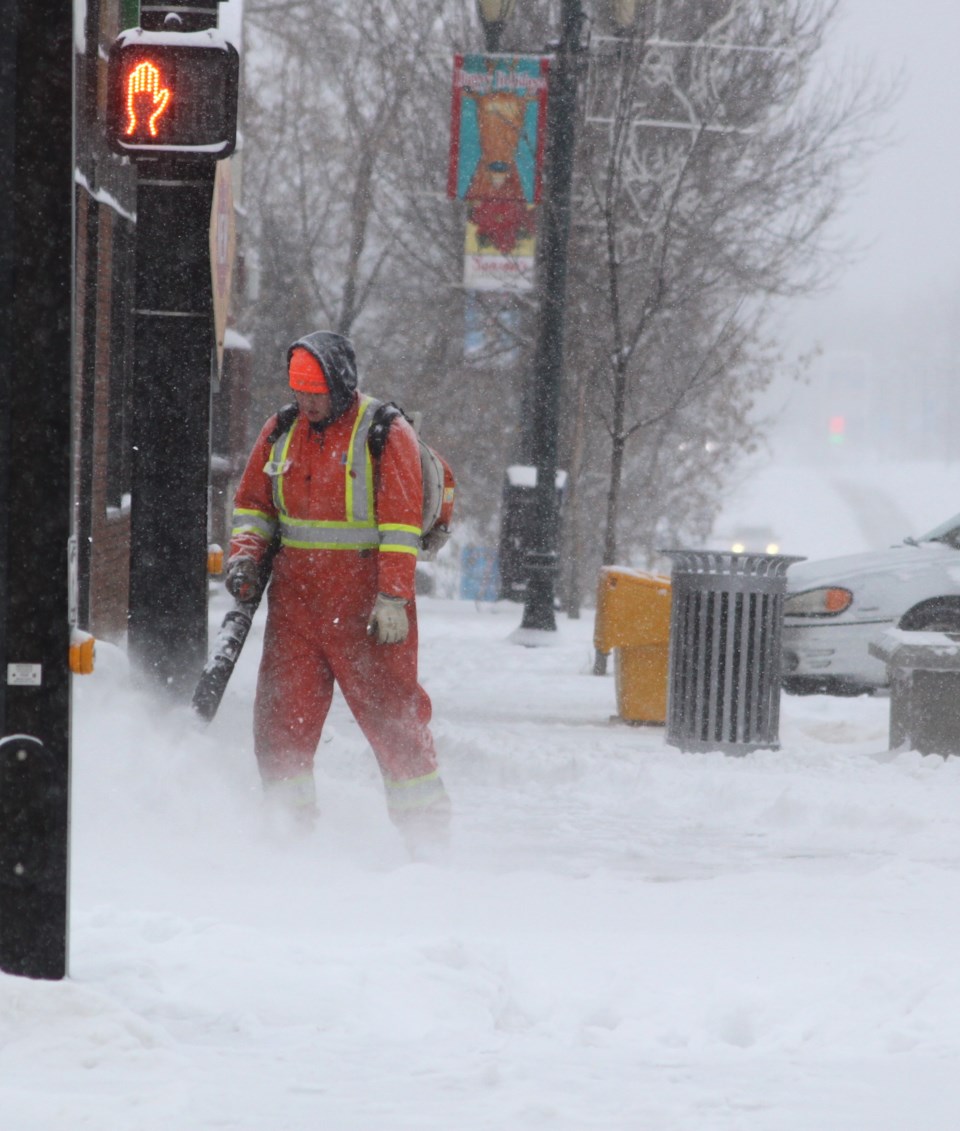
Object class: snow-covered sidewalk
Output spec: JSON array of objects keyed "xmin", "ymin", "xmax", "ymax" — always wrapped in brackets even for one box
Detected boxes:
[{"xmin": 3, "ymin": 594, "xmax": 960, "ymax": 1129}]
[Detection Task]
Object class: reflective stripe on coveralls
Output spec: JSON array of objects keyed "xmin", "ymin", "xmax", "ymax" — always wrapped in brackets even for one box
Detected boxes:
[
  {"xmin": 231, "ymin": 507, "xmax": 278, "ymax": 543},
  {"xmin": 382, "ymin": 770, "xmax": 449, "ymax": 814},
  {"xmin": 262, "ymin": 395, "xmax": 421, "ymax": 554}
]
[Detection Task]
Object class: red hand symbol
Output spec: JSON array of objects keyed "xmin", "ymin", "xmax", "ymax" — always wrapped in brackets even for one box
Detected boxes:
[{"xmin": 124, "ymin": 61, "xmax": 172, "ymax": 138}]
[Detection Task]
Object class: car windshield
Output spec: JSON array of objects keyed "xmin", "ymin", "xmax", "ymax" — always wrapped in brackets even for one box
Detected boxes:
[{"xmin": 917, "ymin": 512, "xmax": 960, "ymax": 549}]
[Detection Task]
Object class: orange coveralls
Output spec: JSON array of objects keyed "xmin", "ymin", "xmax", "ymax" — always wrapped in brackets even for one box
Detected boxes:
[{"xmin": 229, "ymin": 393, "xmax": 441, "ymax": 807}]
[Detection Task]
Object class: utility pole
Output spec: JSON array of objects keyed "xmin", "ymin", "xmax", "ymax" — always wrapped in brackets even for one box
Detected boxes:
[
  {"xmin": 0, "ymin": 0, "xmax": 74, "ymax": 979},
  {"xmin": 519, "ymin": 0, "xmax": 585, "ymax": 635}
]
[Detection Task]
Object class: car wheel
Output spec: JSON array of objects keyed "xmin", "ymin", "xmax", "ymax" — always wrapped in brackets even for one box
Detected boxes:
[
  {"xmin": 899, "ymin": 601, "xmax": 960, "ymax": 634},
  {"xmin": 782, "ymin": 676, "xmax": 820, "ymax": 696},
  {"xmin": 782, "ymin": 675, "xmax": 872, "ymax": 697}
]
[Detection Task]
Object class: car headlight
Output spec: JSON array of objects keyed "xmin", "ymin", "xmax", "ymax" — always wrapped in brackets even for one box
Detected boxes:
[{"xmin": 784, "ymin": 587, "xmax": 853, "ymax": 617}]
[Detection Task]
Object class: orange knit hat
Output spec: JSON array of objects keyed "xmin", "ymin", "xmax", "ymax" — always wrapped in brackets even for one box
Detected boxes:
[{"xmin": 288, "ymin": 348, "xmax": 329, "ymax": 394}]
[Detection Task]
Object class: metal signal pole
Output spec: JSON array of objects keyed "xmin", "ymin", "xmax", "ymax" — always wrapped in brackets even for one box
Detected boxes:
[
  {"xmin": 0, "ymin": 0, "xmax": 74, "ymax": 980},
  {"xmin": 120, "ymin": 0, "xmax": 237, "ymax": 694},
  {"xmin": 126, "ymin": 157, "xmax": 217, "ymax": 694}
]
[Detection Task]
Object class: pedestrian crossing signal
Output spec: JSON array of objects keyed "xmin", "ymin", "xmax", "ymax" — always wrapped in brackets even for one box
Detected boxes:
[
  {"xmin": 107, "ymin": 29, "xmax": 239, "ymax": 159},
  {"xmin": 124, "ymin": 60, "xmax": 172, "ymax": 139}
]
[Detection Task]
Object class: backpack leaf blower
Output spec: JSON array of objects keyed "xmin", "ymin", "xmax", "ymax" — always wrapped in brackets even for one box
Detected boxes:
[{"xmin": 191, "ymin": 541, "xmax": 276, "ymax": 723}]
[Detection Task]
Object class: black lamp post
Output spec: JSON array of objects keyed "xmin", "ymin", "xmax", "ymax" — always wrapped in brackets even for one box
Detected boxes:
[
  {"xmin": 518, "ymin": 0, "xmax": 586, "ymax": 635},
  {"xmin": 479, "ymin": 1, "xmax": 640, "ymax": 637},
  {"xmin": 476, "ymin": 0, "xmax": 516, "ymax": 52},
  {"xmin": 611, "ymin": 0, "xmax": 642, "ymax": 31}
]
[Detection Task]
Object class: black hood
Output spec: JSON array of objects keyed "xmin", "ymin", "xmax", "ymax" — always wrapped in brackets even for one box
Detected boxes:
[{"xmin": 287, "ymin": 331, "xmax": 359, "ymax": 422}]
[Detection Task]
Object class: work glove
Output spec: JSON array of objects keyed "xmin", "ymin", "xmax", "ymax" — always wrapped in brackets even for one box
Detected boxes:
[
  {"xmin": 367, "ymin": 593, "xmax": 409, "ymax": 644},
  {"xmin": 420, "ymin": 525, "xmax": 450, "ymax": 561},
  {"xmin": 225, "ymin": 557, "xmax": 262, "ymax": 604}
]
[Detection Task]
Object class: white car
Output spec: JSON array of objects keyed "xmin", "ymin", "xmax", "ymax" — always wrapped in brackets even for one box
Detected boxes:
[
  {"xmin": 781, "ymin": 511, "xmax": 960, "ymax": 695},
  {"xmin": 729, "ymin": 524, "xmax": 780, "ymax": 555}
]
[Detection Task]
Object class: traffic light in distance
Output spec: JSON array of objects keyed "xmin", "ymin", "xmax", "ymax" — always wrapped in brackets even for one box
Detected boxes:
[
  {"xmin": 107, "ymin": 29, "xmax": 239, "ymax": 159},
  {"xmin": 828, "ymin": 415, "xmax": 846, "ymax": 445}
]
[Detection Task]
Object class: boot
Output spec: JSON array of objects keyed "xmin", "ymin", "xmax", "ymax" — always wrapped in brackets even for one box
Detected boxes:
[
  {"xmin": 262, "ymin": 771, "xmax": 319, "ymax": 836},
  {"xmin": 385, "ymin": 773, "xmax": 452, "ymax": 861}
]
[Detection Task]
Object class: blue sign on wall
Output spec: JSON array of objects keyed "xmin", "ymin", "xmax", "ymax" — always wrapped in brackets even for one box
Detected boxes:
[{"xmin": 460, "ymin": 546, "xmax": 500, "ymax": 602}]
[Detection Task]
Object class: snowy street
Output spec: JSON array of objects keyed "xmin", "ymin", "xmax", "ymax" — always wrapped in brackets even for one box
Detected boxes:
[
  {"xmin": 3, "ymin": 589, "xmax": 960, "ymax": 1129},
  {"xmin": 7, "ymin": 0, "xmax": 960, "ymax": 1123}
]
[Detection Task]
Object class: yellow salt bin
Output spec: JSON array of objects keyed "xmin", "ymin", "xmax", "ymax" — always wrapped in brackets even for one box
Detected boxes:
[
  {"xmin": 594, "ymin": 566, "xmax": 672, "ymax": 724},
  {"xmin": 207, "ymin": 543, "xmax": 225, "ymax": 576}
]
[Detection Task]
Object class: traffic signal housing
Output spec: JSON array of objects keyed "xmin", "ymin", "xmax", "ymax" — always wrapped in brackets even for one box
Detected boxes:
[{"xmin": 107, "ymin": 28, "xmax": 239, "ymax": 160}]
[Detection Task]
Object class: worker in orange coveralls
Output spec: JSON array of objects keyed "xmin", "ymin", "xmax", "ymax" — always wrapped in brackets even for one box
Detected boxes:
[{"xmin": 225, "ymin": 331, "xmax": 450, "ymax": 850}]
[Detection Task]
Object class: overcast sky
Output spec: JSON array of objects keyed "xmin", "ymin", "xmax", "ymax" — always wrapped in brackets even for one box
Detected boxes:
[{"xmin": 785, "ymin": 0, "xmax": 960, "ymax": 354}]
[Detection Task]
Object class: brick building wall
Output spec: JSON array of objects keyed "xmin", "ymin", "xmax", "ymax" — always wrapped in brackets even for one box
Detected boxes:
[
  {"xmin": 75, "ymin": 192, "xmax": 135, "ymax": 642},
  {"xmin": 88, "ymin": 206, "xmax": 133, "ymax": 640}
]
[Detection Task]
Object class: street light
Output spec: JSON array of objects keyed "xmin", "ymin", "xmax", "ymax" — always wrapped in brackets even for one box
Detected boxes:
[
  {"xmin": 482, "ymin": 2, "xmax": 629, "ymax": 638},
  {"xmin": 610, "ymin": 0, "xmax": 642, "ymax": 32},
  {"xmin": 476, "ymin": 0, "xmax": 516, "ymax": 52}
]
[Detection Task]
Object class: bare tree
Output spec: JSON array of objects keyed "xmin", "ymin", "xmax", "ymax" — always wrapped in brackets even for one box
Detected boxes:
[
  {"xmin": 560, "ymin": 0, "xmax": 890, "ymax": 633},
  {"xmin": 238, "ymin": 0, "xmax": 890, "ymax": 586},
  {"xmin": 241, "ymin": 0, "xmax": 458, "ymax": 413}
]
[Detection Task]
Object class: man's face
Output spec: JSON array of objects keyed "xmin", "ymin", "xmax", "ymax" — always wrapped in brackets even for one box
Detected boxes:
[{"xmin": 294, "ymin": 389, "xmax": 332, "ymax": 424}]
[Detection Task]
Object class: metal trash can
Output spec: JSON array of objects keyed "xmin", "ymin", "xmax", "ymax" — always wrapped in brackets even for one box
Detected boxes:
[
  {"xmin": 497, "ymin": 466, "xmax": 567, "ymax": 602},
  {"xmin": 869, "ymin": 629, "xmax": 960, "ymax": 755},
  {"xmin": 593, "ymin": 567, "xmax": 671, "ymax": 725},
  {"xmin": 663, "ymin": 550, "xmax": 803, "ymax": 754}
]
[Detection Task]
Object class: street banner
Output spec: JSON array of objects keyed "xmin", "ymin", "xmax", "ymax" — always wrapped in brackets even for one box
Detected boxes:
[
  {"xmin": 463, "ymin": 202, "xmax": 536, "ymax": 292},
  {"xmin": 448, "ymin": 53, "xmax": 549, "ymax": 204}
]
